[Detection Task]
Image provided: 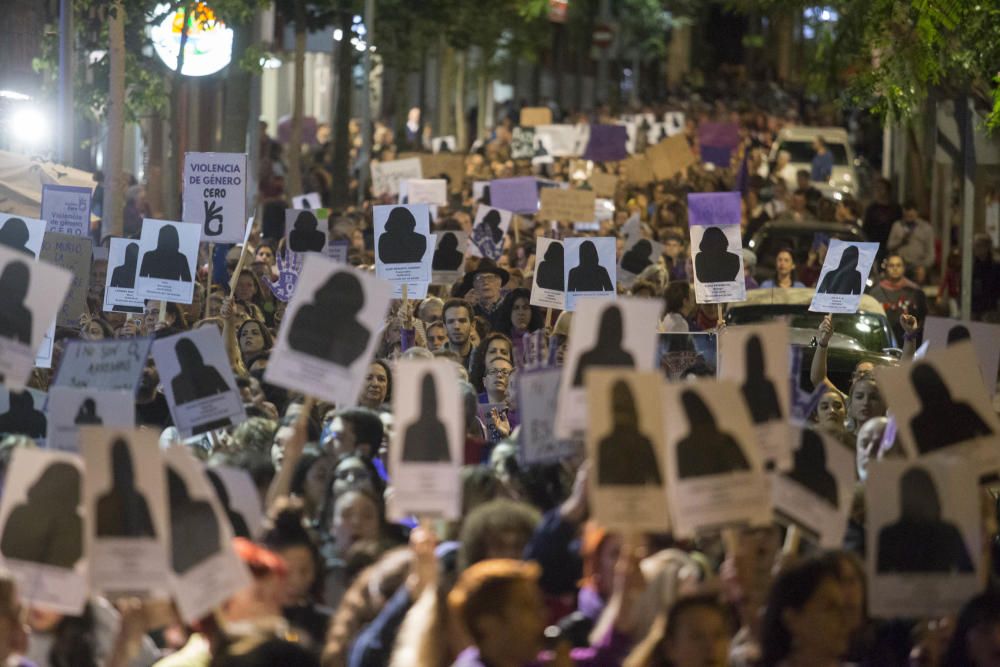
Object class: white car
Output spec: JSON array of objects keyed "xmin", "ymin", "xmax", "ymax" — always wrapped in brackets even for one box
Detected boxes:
[{"xmin": 768, "ymin": 126, "xmax": 858, "ymax": 198}]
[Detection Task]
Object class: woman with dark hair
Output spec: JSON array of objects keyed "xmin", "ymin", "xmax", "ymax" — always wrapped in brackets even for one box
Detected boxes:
[
  {"xmin": 233, "ymin": 269, "xmax": 268, "ymax": 324},
  {"xmin": 493, "ymin": 288, "xmax": 544, "ymax": 363},
  {"xmin": 237, "ymin": 318, "xmax": 274, "ymax": 371},
  {"xmin": 624, "ymin": 594, "xmax": 733, "ymax": 667},
  {"xmin": 358, "ymin": 360, "xmax": 392, "ymax": 411},
  {"xmin": 941, "ymin": 590, "xmax": 1000, "ymax": 667}
]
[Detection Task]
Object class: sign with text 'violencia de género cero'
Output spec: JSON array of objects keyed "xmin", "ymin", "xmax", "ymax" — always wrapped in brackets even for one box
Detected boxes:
[{"xmin": 183, "ymin": 152, "xmax": 248, "ymax": 243}]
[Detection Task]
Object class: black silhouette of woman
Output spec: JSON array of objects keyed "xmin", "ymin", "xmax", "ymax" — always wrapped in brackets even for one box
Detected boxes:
[
  {"xmin": 0, "ymin": 261, "xmax": 33, "ymax": 345},
  {"xmin": 401, "ymin": 373, "xmax": 451, "ymax": 462},
  {"xmin": 675, "ymin": 390, "xmax": 751, "ymax": 479},
  {"xmin": 620, "ymin": 239, "xmax": 654, "ymax": 275},
  {"xmin": 206, "ymin": 469, "xmax": 251, "ymax": 538},
  {"xmin": 817, "ymin": 245, "xmax": 863, "ymax": 295},
  {"xmin": 534, "ymin": 139, "xmax": 549, "ymax": 158},
  {"xmin": 535, "ymin": 242, "xmax": 564, "ymax": 291},
  {"xmin": 288, "ymin": 271, "xmax": 371, "ymax": 366},
  {"xmin": 378, "ymin": 207, "xmax": 427, "ymax": 264},
  {"xmin": 694, "ymin": 227, "xmax": 741, "ymax": 283},
  {"xmin": 0, "ymin": 217, "xmax": 36, "ymax": 258},
  {"xmin": 74, "ymin": 398, "xmax": 103, "ymax": 425},
  {"xmin": 908, "ymin": 364, "xmax": 993, "ymax": 455},
  {"xmin": 740, "ymin": 335, "xmax": 783, "ymax": 423},
  {"xmin": 96, "ymin": 439, "xmax": 157, "ymax": 538},
  {"xmin": 1, "ymin": 462, "xmax": 83, "ymax": 568},
  {"xmin": 110, "ymin": 242, "xmax": 140, "ymax": 289},
  {"xmin": 139, "ymin": 225, "xmax": 192, "ymax": 282},
  {"xmin": 572, "ymin": 305, "xmax": 635, "ymax": 386},
  {"xmin": 946, "ymin": 325, "xmax": 971, "ymax": 345},
  {"xmin": 167, "ymin": 466, "xmax": 221, "ymax": 574},
  {"xmin": 475, "ymin": 209, "xmax": 505, "ymax": 245},
  {"xmin": 785, "ymin": 429, "xmax": 838, "ymax": 507},
  {"xmin": 567, "ymin": 240, "xmax": 613, "ymax": 292},
  {"xmin": 0, "ymin": 391, "xmax": 46, "ymax": 437},
  {"xmin": 877, "ymin": 466, "xmax": 973, "ymax": 573},
  {"xmin": 597, "ymin": 380, "xmax": 662, "ymax": 486},
  {"xmin": 171, "ymin": 338, "xmax": 231, "ymax": 406},
  {"xmin": 288, "ymin": 211, "xmax": 326, "ymax": 253},
  {"xmin": 477, "ymin": 185, "xmax": 491, "ymax": 206},
  {"xmin": 433, "ymin": 233, "xmax": 465, "ymax": 272}
]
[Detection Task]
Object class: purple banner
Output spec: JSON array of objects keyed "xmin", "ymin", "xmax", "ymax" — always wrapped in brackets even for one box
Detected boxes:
[
  {"xmin": 687, "ymin": 192, "xmax": 742, "ymax": 227},
  {"xmin": 582, "ymin": 124, "xmax": 628, "ymax": 162},
  {"xmin": 698, "ymin": 122, "xmax": 740, "ymax": 149},
  {"xmin": 489, "ymin": 177, "xmax": 539, "ymax": 215}
]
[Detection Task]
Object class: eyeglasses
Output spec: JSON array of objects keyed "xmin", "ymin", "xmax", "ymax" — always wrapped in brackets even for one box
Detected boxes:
[
  {"xmin": 474, "ymin": 274, "xmax": 500, "ymax": 286},
  {"xmin": 486, "ymin": 368, "xmax": 512, "ymax": 379}
]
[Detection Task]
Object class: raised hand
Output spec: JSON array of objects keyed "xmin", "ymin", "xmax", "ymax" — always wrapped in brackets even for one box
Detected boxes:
[{"xmin": 262, "ymin": 250, "xmax": 304, "ymax": 302}]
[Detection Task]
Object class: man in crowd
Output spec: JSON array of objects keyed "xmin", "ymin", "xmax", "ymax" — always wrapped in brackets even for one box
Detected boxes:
[
  {"xmin": 425, "ymin": 320, "xmax": 448, "ymax": 352},
  {"xmin": 888, "ymin": 201, "xmax": 936, "ymax": 284},
  {"xmin": 868, "ymin": 254, "xmax": 928, "ymax": 343},
  {"xmin": 444, "ymin": 299, "xmax": 475, "ymax": 368},
  {"xmin": 863, "ymin": 178, "xmax": 902, "ymax": 261},
  {"xmin": 811, "ymin": 135, "xmax": 834, "ymax": 182}
]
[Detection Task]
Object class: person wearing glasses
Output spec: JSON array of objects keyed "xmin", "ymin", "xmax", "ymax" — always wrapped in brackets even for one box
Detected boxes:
[{"xmin": 481, "ymin": 356, "xmax": 516, "ymax": 443}]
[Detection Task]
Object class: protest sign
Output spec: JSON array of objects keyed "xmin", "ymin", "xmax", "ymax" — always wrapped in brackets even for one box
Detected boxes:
[
  {"xmin": 618, "ymin": 235, "xmax": 664, "ymax": 286},
  {"xmin": 556, "ymin": 298, "xmax": 658, "ymax": 438},
  {"xmin": 40, "ymin": 232, "xmax": 92, "ymax": 327},
  {"xmin": 534, "ymin": 124, "xmax": 588, "ymax": 157},
  {"xmin": 374, "ymin": 204, "xmax": 433, "ymax": 298},
  {"xmin": 432, "ymin": 230, "xmax": 468, "ymax": 284},
  {"xmin": 182, "ymin": 152, "xmax": 247, "ymax": 243},
  {"xmin": 866, "ymin": 459, "xmax": 981, "ymax": 618},
  {"xmin": 719, "ymin": 323, "xmax": 793, "ymax": 469},
  {"xmin": 489, "ymin": 177, "xmax": 539, "ymax": 215},
  {"xmin": 0, "ymin": 213, "xmax": 45, "ymax": 258},
  {"xmin": 772, "ymin": 424, "xmax": 853, "ymax": 547},
  {"xmin": 538, "ymin": 188, "xmax": 597, "ymax": 223},
  {"xmin": 285, "ymin": 208, "xmax": 329, "ymax": 254},
  {"xmin": 875, "ymin": 342, "xmax": 1000, "ymax": 480},
  {"xmin": 46, "ymin": 386, "xmax": 135, "ymax": 451},
  {"xmin": 54, "ymin": 337, "xmax": 152, "ymax": 393},
  {"xmin": 923, "ymin": 316, "xmax": 1000, "ymax": 396},
  {"xmin": 205, "ymin": 466, "xmax": 265, "ymax": 540},
  {"xmin": 371, "ymin": 158, "xmax": 422, "ymax": 197},
  {"xmin": 291, "ymin": 192, "xmax": 322, "ymax": 210},
  {"xmin": 403, "ymin": 179, "xmax": 448, "ymax": 206},
  {"xmin": 657, "ymin": 332, "xmax": 718, "ymax": 381},
  {"xmin": 33, "ymin": 322, "xmax": 55, "ymax": 370},
  {"xmin": 419, "ymin": 153, "xmax": 465, "ymax": 194},
  {"xmin": 646, "ymin": 134, "xmax": 696, "ymax": 181},
  {"xmin": 40, "ymin": 184, "xmax": 92, "ymax": 237},
  {"xmin": 103, "ymin": 238, "xmax": 145, "ymax": 313},
  {"xmin": 688, "ymin": 192, "xmax": 745, "ymax": 304},
  {"xmin": 662, "ymin": 379, "xmax": 771, "ymax": 536},
  {"xmin": 582, "ymin": 124, "xmax": 629, "ymax": 162},
  {"xmin": 698, "ymin": 122, "xmax": 740, "ymax": 167},
  {"xmin": 0, "ymin": 448, "xmax": 87, "ymax": 614},
  {"xmin": 511, "ymin": 127, "xmax": 536, "ymax": 160},
  {"xmin": 472, "ymin": 181, "xmax": 490, "ymax": 205},
  {"xmin": 663, "ymin": 111, "xmax": 685, "ymax": 136},
  {"xmin": 82, "ymin": 427, "xmax": 170, "ymax": 594},
  {"xmin": 520, "ymin": 106, "xmax": 553, "ymax": 127},
  {"xmin": 0, "ymin": 244, "xmax": 72, "ymax": 389},
  {"xmin": 134, "ymin": 219, "xmax": 200, "ymax": 303},
  {"xmin": 267, "ymin": 256, "xmax": 390, "ymax": 406},
  {"xmin": 517, "ymin": 367, "xmax": 578, "ymax": 465},
  {"xmin": 622, "ymin": 154, "xmax": 654, "ymax": 186},
  {"xmin": 586, "ymin": 369, "xmax": 670, "ymax": 532},
  {"xmin": 619, "ymin": 121, "xmax": 638, "ymax": 155},
  {"xmin": 469, "ymin": 205, "xmax": 512, "ymax": 260},
  {"xmin": 564, "ymin": 237, "xmax": 616, "ymax": 310},
  {"xmin": 387, "ymin": 360, "xmax": 463, "ymax": 520},
  {"xmin": 0, "ymin": 386, "xmax": 47, "ymax": 440},
  {"xmin": 809, "ymin": 240, "xmax": 879, "ymax": 313},
  {"xmin": 153, "ymin": 328, "xmax": 246, "ymax": 437},
  {"xmin": 589, "ymin": 172, "xmax": 618, "ymax": 198},
  {"xmin": 432, "ymin": 136, "xmax": 456, "ymax": 153},
  {"xmin": 530, "ymin": 237, "xmax": 565, "ymax": 309}
]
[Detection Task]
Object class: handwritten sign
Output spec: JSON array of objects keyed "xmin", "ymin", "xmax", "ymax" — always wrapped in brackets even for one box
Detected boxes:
[
  {"xmin": 520, "ymin": 107, "xmax": 553, "ymax": 127},
  {"xmin": 38, "ymin": 232, "xmax": 92, "ymax": 328},
  {"xmin": 646, "ymin": 134, "xmax": 696, "ymax": 181},
  {"xmin": 54, "ymin": 338, "xmax": 152, "ymax": 394},
  {"xmin": 538, "ymin": 188, "xmax": 596, "ymax": 223}
]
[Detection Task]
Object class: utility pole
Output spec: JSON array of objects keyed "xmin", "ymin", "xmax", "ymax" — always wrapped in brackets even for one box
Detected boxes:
[
  {"xmin": 58, "ymin": 0, "xmax": 74, "ymax": 165},
  {"xmin": 357, "ymin": 0, "xmax": 374, "ymax": 205},
  {"xmin": 958, "ymin": 96, "xmax": 975, "ymax": 320}
]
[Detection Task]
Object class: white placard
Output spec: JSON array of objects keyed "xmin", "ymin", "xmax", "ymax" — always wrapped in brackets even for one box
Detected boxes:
[
  {"xmin": 205, "ymin": 466, "xmax": 264, "ymax": 540},
  {"xmin": 530, "ymin": 237, "xmax": 565, "ymax": 310},
  {"xmin": 371, "ymin": 158, "xmax": 423, "ymax": 197},
  {"xmin": 663, "ymin": 112, "xmax": 685, "ymax": 136},
  {"xmin": 54, "ymin": 337, "xmax": 152, "ymax": 393},
  {"xmin": 517, "ymin": 367, "xmax": 578, "ymax": 465},
  {"xmin": 134, "ymin": 219, "xmax": 200, "ymax": 304},
  {"xmin": 103, "ymin": 237, "xmax": 145, "ymax": 313},
  {"xmin": 923, "ymin": 316, "xmax": 1000, "ymax": 397},
  {"xmin": 564, "ymin": 237, "xmax": 617, "ymax": 311},
  {"xmin": 690, "ymin": 223, "xmax": 746, "ymax": 304},
  {"xmin": 292, "ymin": 192, "xmax": 322, "ymax": 210},
  {"xmin": 182, "ymin": 152, "xmax": 248, "ymax": 243},
  {"xmin": 432, "ymin": 136, "xmax": 456, "ymax": 153},
  {"xmin": 809, "ymin": 240, "xmax": 879, "ymax": 313},
  {"xmin": 45, "ymin": 386, "xmax": 135, "ymax": 451},
  {"xmin": 534, "ymin": 124, "xmax": 589, "ymax": 157},
  {"xmin": 431, "ymin": 230, "xmax": 468, "ymax": 285},
  {"xmin": 374, "ymin": 204, "xmax": 432, "ymax": 298},
  {"xmin": 285, "ymin": 208, "xmax": 329, "ymax": 254},
  {"xmin": 402, "ymin": 179, "xmax": 448, "ymax": 206},
  {"xmin": 468, "ymin": 205, "xmax": 512, "ymax": 260},
  {"xmin": 41, "ymin": 185, "xmax": 92, "ymax": 237},
  {"xmin": 0, "ymin": 213, "xmax": 45, "ymax": 258}
]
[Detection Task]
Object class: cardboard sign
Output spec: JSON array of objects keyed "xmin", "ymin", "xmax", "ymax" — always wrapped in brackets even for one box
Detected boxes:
[
  {"xmin": 589, "ymin": 172, "xmax": 618, "ymax": 198},
  {"xmin": 371, "ymin": 158, "xmax": 422, "ymax": 197},
  {"xmin": 418, "ymin": 153, "xmax": 464, "ymax": 194},
  {"xmin": 773, "ymin": 424, "xmax": 854, "ymax": 547},
  {"xmin": 432, "ymin": 136, "xmax": 457, "ymax": 153},
  {"xmin": 153, "ymin": 328, "xmax": 246, "ymax": 437},
  {"xmin": 40, "ymin": 232, "xmax": 93, "ymax": 327},
  {"xmin": 387, "ymin": 360, "xmax": 463, "ymax": 520},
  {"xmin": 662, "ymin": 379, "xmax": 771, "ymax": 536},
  {"xmin": 657, "ymin": 332, "xmax": 718, "ymax": 381},
  {"xmin": 688, "ymin": 192, "xmax": 745, "ymax": 304},
  {"xmin": 403, "ymin": 179, "xmax": 448, "ymax": 206},
  {"xmin": 646, "ymin": 134, "xmax": 696, "ymax": 181},
  {"xmin": 182, "ymin": 152, "xmax": 248, "ymax": 243},
  {"xmin": 267, "ymin": 256, "xmax": 391, "ymax": 406},
  {"xmin": 530, "ymin": 237, "xmax": 565, "ymax": 310},
  {"xmin": 41, "ymin": 184, "xmax": 92, "ymax": 237},
  {"xmin": 875, "ymin": 342, "xmax": 1000, "ymax": 480},
  {"xmin": 622, "ymin": 154, "xmax": 654, "ymax": 186},
  {"xmin": 719, "ymin": 323, "xmax": 793, "ymax": 469},
  {"xmin": 511, "ymin": 127, "xmax": 536, "ymax": 160},
  {"xmin": 586, "ymin": 369, "xmax": 670, "ymax": 532},
  {"xmin": 0, "ymin": 244, "xmax": 73, "ymax": 389},
  {"xmin": 469, "ymin": 205, "xmax": 512, "ymax": 260},
  {"xmin": 432, "ymin": 230, "xmax": 468, "ymax": 285},
  {"xmin": 809, "ymin": 240, "xmax": 879, "ymax": 313},
  {"xmin": 0, "ymin": 448, "xmax": 88, "ymax": 614},
  {"xmin": 0, "ymin": 386, "xmax": 47, "ymax": 440},
  {"xmin": 46, "ymin": 386, "xmax": 135, "ymax": 451},
  {"xmin": 205, "ymin": 466, "xmax": 265, "ymax": 540},
  {"xmin": 285, "ymin": 208, "xmax": 329, "ymax": 254},
  {"xmin": 291, "ymin": 192, "xmax": 322, "ymax": 210},
  {"xmin": 134, "ymin": 219, "xmax": 200, "ymax": 304},
  {"xmin": 534, "ymin": 124, "xmax": 588, "ymax": 157},
  {"xmin": 517, "ymin": 367, "xmax": 578, "ymax": 464},
  {"xmin": 582, "ymin": 124, "xmax": 629, "ymax": 162},
  {"xmin": 520, "ymin": 107, "xmax": 553, "ymax": 127},
  {"xmin": 489, "ymin": 177, "xmax": 539, "ymax": 215},
  {"xmin": 923, "ymin": 317, "xmax": 1000, "ymax": 397},
  {"xmin": 556, "ymin": 298, "xmax": 659, "ymax": 438},
  {"xmin": 82, "ymin": 427, "xmax": 170, "ymax": 595},
  {"xmin": 374, "ymin": 204, "xmax": 433, "ymax": 298},
  {"xmin": 54, "ymin": 337, "xmax": 152, "ymax": 393},
  {"xmin": 103, "ymin": 237, "xmax": 145, "ymax": 313},
  {"xmin": 538, "ymin": 188, "xmax": 596, "ymax": 223},
  {"xmin": 0, "ymin": 213, "xmax": 45, "ymax": 258},
  {"xmin": 564, "ymin": 237, "xmax": 616, "ymax": 310},
  {"xmin": 866, "ymin": 459, "xmax": 981, "ymax": 618}
]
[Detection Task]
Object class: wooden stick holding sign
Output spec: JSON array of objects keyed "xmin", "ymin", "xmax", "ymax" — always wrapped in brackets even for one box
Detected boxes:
[
  {"xmin": 205, "ymin": 243, "xmax": 213, "ymax": 320},
  {"xmin": 228, "ymin": 216, "xmax": 257, "ymax": 295},
  {"xmin": 159, "ymin": 300, "xmax": 168, "ymax": 324},
  {"xmin": 782, "ymin": 524, "xmax": 801, "ymax": 557}
]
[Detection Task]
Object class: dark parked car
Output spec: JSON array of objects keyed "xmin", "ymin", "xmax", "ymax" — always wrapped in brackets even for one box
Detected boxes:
[{"xmin": 748, "ymin": 220, "xmax": 866, "ymax": 284}]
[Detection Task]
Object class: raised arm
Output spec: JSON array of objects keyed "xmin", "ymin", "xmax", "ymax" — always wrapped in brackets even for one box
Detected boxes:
[
  {"xmin": 809, "ymin": 313, "xmax": 836, "ymax": 390},
  {"xmin": 220, "ymin": 296, "xmax": 249, "ymax": 377}
]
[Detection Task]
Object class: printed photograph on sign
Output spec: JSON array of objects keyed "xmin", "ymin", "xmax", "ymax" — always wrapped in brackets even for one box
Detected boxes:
[
  {"xmin": 103, "ymin": 237, "xmax": 145, "ymax": 313},
  {"xmin": 586, "ymin": 369, "xmax": 670, "ymax": 532},
  {"xmin": 875, "ymin": 342, "xmax": 1000, "ymax": 479},
  {"xmin": 618, "ymin": 235, "xmax": 664, "ymax": 287},
  {"xmin": 387, "ymin": 360, "xmax": 463, "ymax": 521},
  {"xmin": 556, "ymin": 298, "xmax": 658, "ymax": 439},
  {"xmin": 866, "ymin": 459, "xmax": 981, "ymax": 619},
  {"xmin": 0, "ymin": 213, "xmax": 45, "ymax": 258},
  {"xmin": 516, "ymin": 367, "xmax": 578, "ymax": 465},
  {"xmin": 205, "ymin": 466, "xmax": 264, "ymax": 540},
  {"xmin": 432, "ymin": 136, "xmax": 456, "ymax": 153},
  {"xmin": 82, "ymin": 427, "xmax": 170, "ymax": 594},
  {"xmin": 809, "ymin": 240, "xmax": 879, "ymax": 313},
  {"xmin": 291, "ymin": 192, "xmax": 322, "ymax": 210},
  {"xmin": 431, "ymin": 230, "xmax": 468, "ymax": 285},
  {"xmin": 923, "ymin": 316, "xmax": 1000, "ymax": 396},
  {"xmin": 0, "ymin": 449, "xmax": 87, "ymax": 614},
  {"xmin": 469, "ymin": 205, "xmax": 512, "ymax": 260},
  {"xmin": 662, "ymin": 378, "xmax": 771, "ymax": 537},
  {"xmin": 0, "ymin": 244, "xmax": 73, "ymax": 389},
  {"xmin": 657, "ymin": 332, "xmax": 718, "ymax": 381},
  {"xmin": 182, "ymin": 152, "xmax": 247, "ymax": 243},
  {"xmin": 46, "ymin": 386, "xmax": 135, "ymax": 451},
  {"xmin": 54, "ymin": 337, "xmax": 152, "ymax": 393},
  {"xmin": 267, "ymin": 256, "xmax": 391, "ymax": 406},
  {"xmin": 772, "ymin": 425, "xmax": 854, "ymax": 547},
  {"xmin": 134, "ymin": 219, "xmax": 199, "ymax": 303},
  {"xmin": 374, "ymin": 204, "xmax": 432, "ymax": 297},
  {"xmin": 530, "ymin": 237, "xmax": 565, "ymax": 310},
  {"xmin": 40, "ymin": 184, "xmax": 92, "ymax": 237},
  {"xmin": 563, "ymin": 237, "xmax": 616, "ymax": 310},
  {"xmin": 0, "ymin": 386, "xmax": 47, "ymax": 441},
  {"xmin": 285, "ymin": 208, "xmax": 329, "ymax": 254},
  {"xmin": 370, "ymin": 158, "xmax": 422, "ymax": 197}
]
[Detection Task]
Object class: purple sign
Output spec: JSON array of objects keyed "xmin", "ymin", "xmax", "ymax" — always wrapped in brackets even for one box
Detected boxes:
[
  {"xmin": 698, "ymin": 122, "xmax": 740, "ymax": 166},
  {"xmin": 687, "ymin": 192, "xmax": 741, "ymax": 227},
  {"xmin": 489, "ymin": 177, "xmax": 539, "ymax": 215},
  {"xmin": 582, "ymin": 124, "xmax": 628, "ymax": 162},
  {"xmin": 701, "ymin": 145, "xmax": 733, "ymax": 167}
]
